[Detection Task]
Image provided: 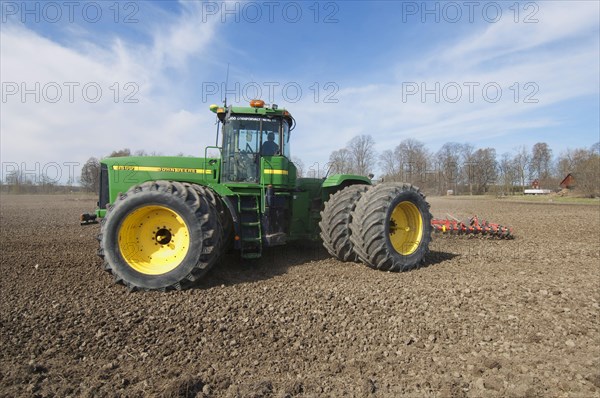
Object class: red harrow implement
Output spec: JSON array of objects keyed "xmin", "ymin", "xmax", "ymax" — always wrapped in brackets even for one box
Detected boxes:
[{"xmin": 431, "ymin": 215, "xmax": 514, "ymax": 239}]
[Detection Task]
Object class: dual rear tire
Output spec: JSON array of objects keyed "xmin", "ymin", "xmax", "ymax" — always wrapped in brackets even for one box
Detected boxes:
[
  {"xmin": 319, "ymin": 185, "xmax": 371, "ymax": 262},
  {"xmin": 321, "ymin": 183, "xmax": 432, "ymax": 272}
]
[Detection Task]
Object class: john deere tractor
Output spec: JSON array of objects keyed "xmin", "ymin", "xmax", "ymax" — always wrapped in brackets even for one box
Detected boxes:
[{"xmin": 91, "ymin": 100, "xmax": 432, "ymax": 290}]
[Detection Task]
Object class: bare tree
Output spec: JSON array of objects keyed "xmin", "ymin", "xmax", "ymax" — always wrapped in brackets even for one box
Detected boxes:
[
  {"xmin": 557, "ymin": 151, "xmax": 572, "ymax": 178},
  {"xmin": 394, "ymin": 138, "xmax": 429, "ymax": 185},
  {"xmin": 3, "ymin": 169, "xmax": 29, "ymax": 193},
  {"xmin": 306, "ymin": 162, "xmax": 327, "ymax": 178},
  {"xmin": 461, "ymin": 144, "xmax": 476, "ymax": 195},
  {"xmin": 80, "ymin": 157, "xmax": 100, "ymax": 193},
  {"xmin": 530, "ymin": 142, "xmax": 553, "ymax": 183},
  {"xmin": 328, "ymin": 148, "xmax": 353, "ymax": 175},
  {"xmin": 38, "ymin": 173, "xmax": 58, "ymax": 193},
  {"xmin": 471, "ymin": 148, "xmax": 497, "ymax": 194},
  {"xmin": 557, "ymin": 146, "xmax": 600, "ymax": 196},
  {"xmin": 436, "ymin": 142, "xmax": 462, "ymax": 194},
  {"xmin": 347, "ymin": 135, "xmax": 377, "ymax": 176},
  {"xmin": 513, "ymin": 146, "xmax": 530, "ymax": 192},
  {"xmin": 5, "ymin": 170, "xmax": 20, "ymax": 185},
  {"xmin": 498, "ymin": 152, "xmax": 517, "ymax": 195},
  {"xmin": 5, "ymin": 169, "xmax": 35, "ymax": 185},
  {"xmin": 379, "ymin": 149, "xmax": 400, "ymax": 181},
  {"xmin": 292, "ymin": 156, "xmax": 305, "ymax": 178},
  {"xmin": 109, "ymin": 148, "xmax": 131, "ymax": 157},
  {"xmin": 557, "ymin": 148, "xmax": 590, "ymax": 177},
  {"xmin": 574, "ymin": 152, "xmax": 600, "ymax": 197}
]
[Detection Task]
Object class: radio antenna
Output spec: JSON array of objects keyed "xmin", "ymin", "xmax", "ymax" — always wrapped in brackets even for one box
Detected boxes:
[{"xmin": 223, "ymin": 63, "xmax": 230, "ymax": 107}]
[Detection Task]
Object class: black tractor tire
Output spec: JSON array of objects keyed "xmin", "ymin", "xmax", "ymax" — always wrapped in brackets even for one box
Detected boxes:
[
  {"xmin": 97, "ymin": 181, "xmax": 222, "ymax": 291},
  {"xmin": 319, "ymin": 184, "xmax": 371, "ymax": 261},
  {"xmin": 349, "ymin": 183, "xmax": 432, "ymax": 272},
  {"xmin": 195, "ymin": 185, "xmax": 233, "ymax": 246}
]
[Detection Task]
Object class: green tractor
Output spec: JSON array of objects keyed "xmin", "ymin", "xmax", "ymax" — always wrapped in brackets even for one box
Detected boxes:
[{"xmin": 90, "ymin": 100, "xmax": 432, "ymax": 290}]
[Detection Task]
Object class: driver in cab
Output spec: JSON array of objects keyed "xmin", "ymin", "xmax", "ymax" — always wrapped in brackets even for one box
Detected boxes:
[{"xmin": 260, "ymin": 132, "xmax": 279, "ymax": 156}]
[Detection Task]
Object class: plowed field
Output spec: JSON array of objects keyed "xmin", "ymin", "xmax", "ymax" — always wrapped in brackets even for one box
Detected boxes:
[{"xmin": 1, "ymin": 194, "xmax": 598, "ymax": 397}]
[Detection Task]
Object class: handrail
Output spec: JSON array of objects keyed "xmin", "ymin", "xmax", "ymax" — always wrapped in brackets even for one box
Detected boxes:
[{"xmin": 204, "ymin": 146, "xmax": 222, "ymax": 182}]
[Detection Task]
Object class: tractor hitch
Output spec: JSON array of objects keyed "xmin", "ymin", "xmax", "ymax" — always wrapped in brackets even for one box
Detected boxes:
[{"xmin": 80, "ymin": 213, "xmax": 98, "ymax": 225}]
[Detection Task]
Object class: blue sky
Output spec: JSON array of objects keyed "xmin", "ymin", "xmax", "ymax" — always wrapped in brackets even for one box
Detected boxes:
[{"xmin": 1, "ymin": 1, "xmax": 599, "ymax": 182}]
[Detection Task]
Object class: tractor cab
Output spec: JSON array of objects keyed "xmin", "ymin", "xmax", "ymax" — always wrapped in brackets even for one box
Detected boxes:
[{"xmin": 211, "ymin": 100, "xmax": 293, "ymax": 185}]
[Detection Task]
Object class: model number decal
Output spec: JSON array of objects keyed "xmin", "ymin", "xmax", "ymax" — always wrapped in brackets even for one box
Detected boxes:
[{"xmin": 112, "ymin": 165, "xmax": 212, "ymax": 174}]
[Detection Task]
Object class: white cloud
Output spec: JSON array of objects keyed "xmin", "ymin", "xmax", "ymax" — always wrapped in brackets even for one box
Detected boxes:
[
  {"xmin": 287, "ymin": 1, "xmax": 599, "ymax": 172},
  {"xmin": 439, "ymin": 1, "xmax": 599, "ymax": 68},
  {"xmin": 1, "ymin": 2, "xmax": 221, "ymax": 183}
]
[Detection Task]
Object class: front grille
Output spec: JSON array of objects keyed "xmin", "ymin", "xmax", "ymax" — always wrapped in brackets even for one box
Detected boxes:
[{"xmin": 98, "ymin": 164, "xmax": 109, "ymax": 209}]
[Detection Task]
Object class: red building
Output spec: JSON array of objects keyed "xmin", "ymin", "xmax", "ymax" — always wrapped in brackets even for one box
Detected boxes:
[{"xmin": 559, "ymin": 174, "xmax": 576, "ymax": 189}]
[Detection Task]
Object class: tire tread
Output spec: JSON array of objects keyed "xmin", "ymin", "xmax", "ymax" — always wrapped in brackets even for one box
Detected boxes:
[
  {"xmin": 350, "ymin": 183, "xmax": 432, "ymax": 272},
  {"xmin": 319, "ymin": 184, "xmax": 371, "ymax": 262}
]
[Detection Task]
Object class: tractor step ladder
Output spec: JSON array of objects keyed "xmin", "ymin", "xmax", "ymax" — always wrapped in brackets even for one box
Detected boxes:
[{"xmin": 237, "ymin": 195, "xmax": 262, "ymax": 259}]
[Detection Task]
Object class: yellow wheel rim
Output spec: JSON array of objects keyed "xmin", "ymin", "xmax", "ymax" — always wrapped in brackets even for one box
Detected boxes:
[
  {"xmin": 118, "ymin": 205, "xmax": 190, "ymax": 275},
  {"xmin": 389, "ymin": 201, "xmax": 423, "ymax": 255}
]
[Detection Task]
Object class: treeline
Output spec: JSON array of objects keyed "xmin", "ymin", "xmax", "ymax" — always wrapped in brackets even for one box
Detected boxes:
[
  {"xmin": 326, "ymin": 135, "xmax": 599, "ymax": 197},
  {"xmin": 0, "ymin": 149, "xmax": 159, "ymax": 194},
  {"xmin": 1, "ymin": 163, "xmax": 81, "ymax": 194},
  {"xmin": 0, "ymin": 179, "xmax": 84, "ymax": 194},
  {"xmin": 5, "ymin": 142, "xmax": 596, "ymax": 197}
]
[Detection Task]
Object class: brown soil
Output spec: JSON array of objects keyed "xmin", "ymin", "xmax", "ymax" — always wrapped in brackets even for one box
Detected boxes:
[{"xmin": 1, "ymin": 194, "xmax": 598, "ymax": 397}]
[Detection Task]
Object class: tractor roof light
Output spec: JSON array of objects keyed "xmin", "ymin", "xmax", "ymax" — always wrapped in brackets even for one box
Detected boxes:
[
  {"xmin": 210, "ymin": 104, "xmax": 225, "ymax": 115},
  {"xmin": 250, "ymin": 99, "xmax": 265, "ymax": 108}
]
